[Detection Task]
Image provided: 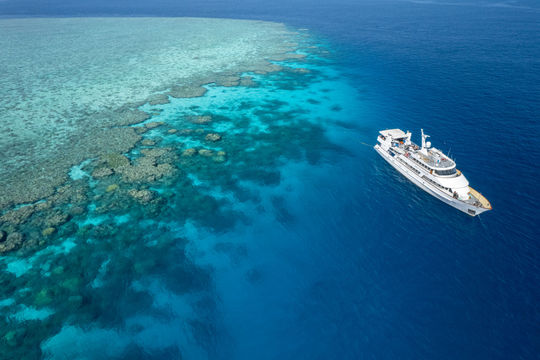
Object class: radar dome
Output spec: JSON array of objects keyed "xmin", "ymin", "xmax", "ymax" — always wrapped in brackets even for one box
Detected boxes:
[{"xmin": 426, "ymin": 141, "xmax": 431, "ymax": 148}]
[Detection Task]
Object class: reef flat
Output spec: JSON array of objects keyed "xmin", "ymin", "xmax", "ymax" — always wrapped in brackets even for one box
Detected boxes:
[
  {"xmin": 0, "ymin": 17, "xmax": 355, "ymax": 359},
  {"xmin": 0, "ymin": 17, "xmax": 298, "ymax": 208}
]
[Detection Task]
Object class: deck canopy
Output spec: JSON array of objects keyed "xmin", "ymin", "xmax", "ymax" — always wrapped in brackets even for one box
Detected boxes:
[{"xmin": 379, "ymin": 129, "xmax": 407, "ymax": 139}]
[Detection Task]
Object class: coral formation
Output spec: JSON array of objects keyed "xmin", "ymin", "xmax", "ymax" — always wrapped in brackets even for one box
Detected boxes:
[
  {"xmin": 205, "ymin": 133, "xmax": 222, "ymax": 142},
  {"xmin": 182, "ymin": 148, "xmax": 197, "ymax": 157},
  {"xmin": 145, "ymin": 122, "xmax": 164, "ymax": 129},
  {"xmin": 188, "ymin": 115, "xmax": 212, "ymax": 124},
  {"xmin": 146, "ymin": 93, "xmax": 170, "ymax": 106},
  {"xmin": 114, "ymin": 150, "xmax": 176, "ymax": 183},
  {"xmin": 0, "ymin": 18, "xmax": 349, "ymax": 359},
  {"xmin": 198, "ymin": 149, "xmax": 214, "ymax": 157},
  {"xmin": 141, "ymin": 139, "xmax": 156, "ymax": 146},
  {"xmin": 106, "ymin": 184, "xmax": 119, "ymax": 193},
  {"xmin": 168, "ymin": 85, "xmax": 207, "ymax": 99},
  {"xmin": 0, "ymin": 232, "xmax": 23, "ymax": 253},
  {"xmin": 239, "ymin": 76, "xmax": 257, "ymax": 87},
  {"xmin": 128, "ymin": 189, "xmax": 155, "ymax": 204},
  {"xmin": 92, "ymin": 167, "xmax": 113, "ymax": 179},
  {"xmin": 41, "ymin": 227, "xmax": 56, "ymax": 236}
]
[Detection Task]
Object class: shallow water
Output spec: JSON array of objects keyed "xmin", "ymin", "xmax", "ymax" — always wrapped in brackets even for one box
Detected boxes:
[
  {"xmin": 0, "ymin": 20, "xmax": 364, "ymax": 359},
  {"xmin": 0, "ymin": 17, "xmax": 298, "ymax": 207}
]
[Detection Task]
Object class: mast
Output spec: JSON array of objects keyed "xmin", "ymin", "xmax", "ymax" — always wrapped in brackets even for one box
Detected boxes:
[{"xmin": 421, "ymin": 129, "xmax": 430, "ymax": 155}]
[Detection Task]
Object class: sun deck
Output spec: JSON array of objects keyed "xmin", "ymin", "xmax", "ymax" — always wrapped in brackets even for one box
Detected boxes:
[
  {"xmin": 379, "ymin": 129, "xmax": 407, "ymax": 139},
  {"xmin": 416, "ymin": 148, "xmax": 455, "ymax": 169}
]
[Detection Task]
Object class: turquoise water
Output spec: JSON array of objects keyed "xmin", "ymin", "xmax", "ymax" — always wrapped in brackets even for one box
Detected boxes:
[
  {"xmin": 0, "ymin": 17, "xmax": 298, "ymax": 207},
  {"xmin": 0, "ymin": 29, "xmax": 366, "ymax": 358}
]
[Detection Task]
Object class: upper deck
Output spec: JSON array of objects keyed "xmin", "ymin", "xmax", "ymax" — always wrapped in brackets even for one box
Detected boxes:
[
  {"xmin": 379, "ymin": 128, "xmax": 456, "ymax": 171},
  {"xmin": 379, "ymin": 129, "xmax": 407, "ymax": 140},
  {"xmin": 415, "ymin": 148, "xmax": 455, "ymax": 169}
]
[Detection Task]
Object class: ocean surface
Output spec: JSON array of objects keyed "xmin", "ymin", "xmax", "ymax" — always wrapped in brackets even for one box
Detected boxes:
[{"xmin": 0, "ymin": 1, "xmax": 539, "ymax": 359}]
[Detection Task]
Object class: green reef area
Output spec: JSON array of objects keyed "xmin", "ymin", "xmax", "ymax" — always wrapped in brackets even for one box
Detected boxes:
[{"xmin": 0, "ymin": 17, "xmax": 348, "ymax": 358}]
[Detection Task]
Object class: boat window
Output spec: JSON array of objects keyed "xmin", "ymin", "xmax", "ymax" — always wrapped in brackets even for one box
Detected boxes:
[{"xmin": 435, "ymin": 168, "xmax": 457, "ymax": 176}]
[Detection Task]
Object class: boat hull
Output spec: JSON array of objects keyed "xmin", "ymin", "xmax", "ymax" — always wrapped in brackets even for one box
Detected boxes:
[{"xmin": 374, "ymin": 144, "xmax": 488, "ymax": 216}]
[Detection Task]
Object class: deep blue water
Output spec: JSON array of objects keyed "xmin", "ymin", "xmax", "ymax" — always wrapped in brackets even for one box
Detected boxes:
[{"xmin": 1, "ymin": 1, "xmax": 539, "ymax": 359}]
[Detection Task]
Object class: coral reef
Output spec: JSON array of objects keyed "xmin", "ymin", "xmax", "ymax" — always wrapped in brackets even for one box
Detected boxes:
[
  {"xmin": 44, "ymin": 210, "xmax": 69, "ymax": 227},
  {"xmin": 92, "ymin": 167, "xmax": 113, "ymax": 179},
  {"xmin": 182, "ymin": 148, "xmax": 197, "ymax": 157},
  {"xmin": 188, "ymin": 115, "xmax": 212, "ymax": 124},
  {"xmin": 215, "ymin": 74, "xmax": 241, "ymax": 87},
  {"xmin": 115, "ymin": 150, "xmax": 176, "ymax": 183},
  {"xmin": 145, "ymin": 121, "xmax": 164, "ymax": 129},
  {"xmin": 0, "ymin": 127, "xmax": 140, "ymax": 208},
  {"xmin": 41, "ymin": 227, "xmax": 56, "ymax": 236},
  {"xmin": 168, "ymin": 85, "xmax": 207, "ymax": 99},
  {"xmin": 106, "ymin": 184, "xmax": 119, "ymax": 193},
  {"xmin": 141, "ymin": 139, "xmax": 157, "ymax": 146},
  {"xmin": 111, "ymin": 109, "xmax": 151, "ymax": 126},
  {"xmin": 128, "ymin": 189, "xmax": 155, "ymax": 204},
  {"xmin": 198, "ymin": 149, "xmax": 214, "ymax": 157},
  {"xmin": 146, "ymin": 93, "xmax": 170, "ymax": 106},
  {"xmin": 0, "ymin": 205, "xmax": 38, "ymax": 226},
  {"xmin": 0, "ymin": 232, "xmax": 23, "ymax": 253},
  {"xmin": 239, "ymin": 76, "xmax": 257, "ymax": 87},
  {"xmin": 205, "ymin": 133, "xmax": 222, "ymax": 142},
  {"xmin": 0, "ymin": 22, "xmax": 348, "ymax": 358}
]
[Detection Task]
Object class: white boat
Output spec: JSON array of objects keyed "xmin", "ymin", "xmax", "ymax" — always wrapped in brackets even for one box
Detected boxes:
[{"xmin": 374, "ymin": 128, "xmax": 492, "ymax": 216}]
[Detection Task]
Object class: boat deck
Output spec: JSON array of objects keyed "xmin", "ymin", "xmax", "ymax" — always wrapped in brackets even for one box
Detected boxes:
[
  {"xmin": 468, "ymin": 187, "xmax": 492, "ymax": 209},
  {"xmin": 419, "ymin": 149, "xmax": 454, "ymax": 168},
  {"xmin": 402, "ymin": 142, "xmax": 454, "ymax": 169}
]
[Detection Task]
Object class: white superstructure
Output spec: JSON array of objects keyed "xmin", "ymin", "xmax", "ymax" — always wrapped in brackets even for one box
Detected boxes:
[{"xmin": 374, "ymin": 129, "xmax": 491, "ymax": 216}]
